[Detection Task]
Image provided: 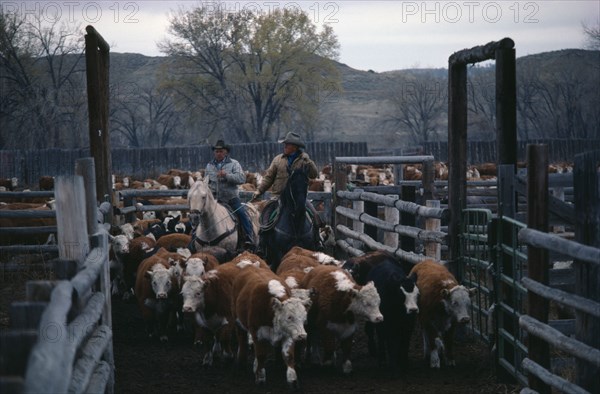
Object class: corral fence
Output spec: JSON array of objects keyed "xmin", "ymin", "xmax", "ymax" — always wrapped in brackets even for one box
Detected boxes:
[
  {"xmin": 332, "ymin": 155, "xmax": 447, "ymax": 263},
  {"xmin": 371, "ymin": 139, "xmax": 599, "ymax": 164},
  {"xmin": 0, "ymin": 158, "xmax": 114, "ymax": 394},
  {"xmin": 460, "ymin": 148, "xmax": 599, "ymax": 393},
  {"xmin": 112, "ymin": 188, "xmax": 333, "ymax": 227},
  {"xmin": 0, "ymin": 142, "xmax": 367, "ymax": 188}
]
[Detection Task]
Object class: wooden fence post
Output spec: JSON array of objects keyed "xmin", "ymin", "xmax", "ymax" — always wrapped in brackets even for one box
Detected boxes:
[
  {"xmin": 526, "ymin": 144, "xmax": 550, "ymax": 394},
  {"xmin": 401, "ymin": 185, "xmax": 416, "ymax": 253},
  {"xmin": 574, "ymin": 150, "xmax": 600, "ymax": 393},
  {"xmin": 75, "ymin": 158, "xmax": 99, "ymax": 235},
  {"xmin": 54, "ymin": 176, "xmax": 89, "ymax": 269},
  {"xmin": 352, "ymin": 191, "xmax": 365, "ymax": 250},
  {"xmin": 383, "ymin": 195, "xmax": 399, "ymax": 249},
  {"xmin": 426, "ymin": 200, "xmax": 441, "ymax": 260}
]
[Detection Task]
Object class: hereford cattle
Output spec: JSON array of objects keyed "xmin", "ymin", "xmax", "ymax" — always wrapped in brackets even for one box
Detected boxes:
[
  {"xmin": 281, "ymin": 246, "xmax": 342, "ymax": 266},
  {"xmin": 231, "ymin": 267, "xmax": 309, "ymax": 387},
  {"xmin": 180, "ymin": 252, "xmax": 219, "ymax": 286},
  {"xmin": 409, "ymin": 260, "xmax": 475, "ymax": 368},
  {"xmin": 0, "ymin": 203, "xmax": 56, "ymax": 246},
  {"xmin": 155, "ymin": 233, "xmax": 192, "ymax": 252},
  {"xmin": 181, "ymin": 262, "xmax": 243, "ymax": 365},
  {"xmin": 109, "ymin": 234, "xmax": 157, "ymax": 297},
  {"xmin": 276, "ymin": 253, "xmax": 319, "ymax": 289},
  {"xmin": 300, "ymin": 265, "xmax": 383, "ymax": 374},
  {"xmin": 365, "ymin": 258, "xmax": 419, "ymax": 372},
  {"xmin": 228, "ymin": 251, "xmax": 270, "ymax": 270},
  {"xmin": 135, "ymin": 253, "xmax": 179, "ymax": 341}
]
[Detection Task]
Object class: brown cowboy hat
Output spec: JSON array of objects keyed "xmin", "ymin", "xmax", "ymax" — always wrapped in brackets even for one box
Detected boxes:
[
  {"xmin": 278, "ymin": 132, "xmax": 305, "ymax": 148},
  {"xmin": 212, "ymin": 139, "xmax": 230, "ymax": 152}
]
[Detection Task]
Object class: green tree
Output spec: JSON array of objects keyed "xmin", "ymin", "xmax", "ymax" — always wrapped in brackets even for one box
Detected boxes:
[{"xmin": 158, "ymin": 4, "xmax": 340, "ymax": 143}]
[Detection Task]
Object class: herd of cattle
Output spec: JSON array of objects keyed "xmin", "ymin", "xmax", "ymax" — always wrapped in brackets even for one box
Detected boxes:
[
  {"xmin": 109, "ymin": 217, "xmax": 476, "ymax": 387},
  {"xmin": 0, "ymin": 159, "xmax": 576, "ymax": 386}
]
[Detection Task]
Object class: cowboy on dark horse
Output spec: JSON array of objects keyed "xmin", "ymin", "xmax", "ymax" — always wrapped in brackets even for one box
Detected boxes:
[{"xmin": 252, "ymin": 132, "xmax": 324, "ymax": 256}]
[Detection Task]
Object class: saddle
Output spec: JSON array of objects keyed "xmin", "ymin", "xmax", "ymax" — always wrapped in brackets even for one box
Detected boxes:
[{"xmin": 258, "ymin": 199, "xmax": 315, "ymax": 233}]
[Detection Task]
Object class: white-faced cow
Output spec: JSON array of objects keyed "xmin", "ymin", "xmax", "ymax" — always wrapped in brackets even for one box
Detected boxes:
[
  {"xmin": 409, "ymin": 259, "xmax": 475, "ymax": 368},
  {"xmin": 300, "ymin": 264, "xmax": 383, "ymax": 374},
  {"xmin": 231, "ymin": 267, "xmax": 309, "ymax": 387},
  {"xmin": 135, "ymin": 253, "xmax": 179, "ymax": 341}
]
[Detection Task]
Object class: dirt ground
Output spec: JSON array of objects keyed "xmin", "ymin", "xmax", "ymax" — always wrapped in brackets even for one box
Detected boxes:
[
  {"xmin": 111, "ymin": 296, "xmax": 519, "ymax": 394},
  {"xmin": 1, "ymin": 256, "xmax": 520, "ymax": 394}
]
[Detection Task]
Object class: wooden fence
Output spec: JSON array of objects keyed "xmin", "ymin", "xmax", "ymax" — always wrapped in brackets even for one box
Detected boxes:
[
  {"xmin": 332, "ymin": 156, "xmax": 447, "ymax": 263},
  {"xmin": 518, "ymin": 228, "xmax": 600, "ymax": 394},
  {"xmin": 0, "ymin": 142, "xmax": 367, "ymax": 188},
  {"xmin": 113, "ymin": 188, "xmax": 333, "ymax": 227},
  {"xmin": 416, "ymin": 139, "xmax": 599, "ymax": 164},
  {"xmin": 0, "ymin": 159, "xmax": 114, "ymax": 393}
]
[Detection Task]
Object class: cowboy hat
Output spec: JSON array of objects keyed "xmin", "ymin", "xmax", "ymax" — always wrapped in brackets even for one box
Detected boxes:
[
  {"xmin": 278, "ymin": 132, "xmax": 305, "ymax": 148},
  {"xmin": 212, "ymin": 139, "xmax": 230, "ymax": 152}
]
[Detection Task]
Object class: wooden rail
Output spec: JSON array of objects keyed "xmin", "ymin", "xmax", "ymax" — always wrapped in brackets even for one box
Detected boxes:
[{"xmin": 0, "ymin": 159, "xmax": 114, "ymax": 393}]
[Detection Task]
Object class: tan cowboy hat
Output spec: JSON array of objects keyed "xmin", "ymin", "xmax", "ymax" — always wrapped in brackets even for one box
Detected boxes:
[
  {"xmin": 212, "ymin": 139, "xmax": 231, "ymax": 152},
  {"xmin": 278, "ymin": 132, "xmax": 305, "ymax": 148}
]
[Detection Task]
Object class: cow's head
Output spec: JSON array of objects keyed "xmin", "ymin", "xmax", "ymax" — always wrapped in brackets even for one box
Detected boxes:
[
  {"xmin": 400, "ymin": 275, "xmax": 419, "ymax": 314},
  {"xmin": 109, "ymin": 234, "xmax": 129, "ymax": 254},
  {"xmin": 348, "ymin": 282, "xmax": 383, "ymax": 323},
  {"xmin": 146, "ymin": 264, "xmax": 173, "ymax": 299},
  {"xmin": 181, "ymin": 276, "xmax": 206, "ymax": 312},
  {"xmin": 441, "ymin": 285, "xmax": 475, "ymax": 324},
  {"xmin": 184, "ymin": 257, "xmax": 207, "ymax": 278},
  {"xmin": 272, "ymin": 297, "xmax": 308, "ymax": 342}
]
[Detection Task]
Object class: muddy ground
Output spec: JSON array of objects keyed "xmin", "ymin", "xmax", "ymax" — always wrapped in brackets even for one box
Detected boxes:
[{"xmin": 1, "ymin": 255, "xmax": 519, "ymax": 394}]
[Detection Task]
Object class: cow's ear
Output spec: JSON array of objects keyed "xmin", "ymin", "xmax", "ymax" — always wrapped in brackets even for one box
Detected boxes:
[
  {"xmin": 168, "ymin": 257, "xmax": 176, "ymax": 266},
  {"xmin": 272, "ymin": 298, "xmax": 283, "ymax": 310},
  {"xmin": 441, "ymin": 288, "xmax": 450, "ymax": 298},
  {"xmin": 145, "ymin": 270, "xmax": 153, "ymax": 279},
  {"xmin": 469, "ymin": 287, "xmax": 477, "ymax": 296}
]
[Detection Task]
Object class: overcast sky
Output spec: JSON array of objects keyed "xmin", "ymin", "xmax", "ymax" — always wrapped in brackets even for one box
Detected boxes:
[{"xmin": 6, "ymin": 1, "xmax": 599, "ymax": 71}]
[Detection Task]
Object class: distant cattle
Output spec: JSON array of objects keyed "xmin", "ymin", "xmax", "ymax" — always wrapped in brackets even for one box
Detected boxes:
[
  {"xmin": 409, "ymin": 260, "xmax": 475, "ymax": 368},
  {"xmin": 301, "ymin": 264, "xmax": 383, "ymax": 374},
  {"xmin": 231, "ymin": 266, "xmax": 309, "ymax": 387}
]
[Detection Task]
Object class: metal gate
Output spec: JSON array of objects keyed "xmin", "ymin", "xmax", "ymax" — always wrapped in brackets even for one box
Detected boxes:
[{"xmin": 460, "ymin": 209, "xmax": 528, "ymax": 385}]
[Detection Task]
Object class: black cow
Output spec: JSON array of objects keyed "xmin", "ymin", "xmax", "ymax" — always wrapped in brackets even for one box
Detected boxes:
[{"xmin": 365, "ymin": 258, "xmax": 419, "ymax": 374}]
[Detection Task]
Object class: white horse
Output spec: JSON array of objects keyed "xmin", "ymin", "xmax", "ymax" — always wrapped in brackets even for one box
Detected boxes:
[{"xmin": 187, "ymin": 177, "xmax": 259, "ymax": 252}]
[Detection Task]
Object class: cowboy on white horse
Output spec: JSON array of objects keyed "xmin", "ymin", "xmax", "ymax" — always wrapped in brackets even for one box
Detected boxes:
[{"xmin": 205, "ymin": 139, "xmax": 255, "ymax": 251}]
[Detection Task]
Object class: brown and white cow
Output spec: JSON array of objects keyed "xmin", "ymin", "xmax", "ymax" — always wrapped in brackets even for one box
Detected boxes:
[
  {"xmin": 409, "ymin": 259, "xmax": 475, "ymax": 368},
  {"xmin": 180, "ymin": 261, "xmax": 244, "ymax": 365},
  {"xmin": 231, "ymin": 267, "xmax": 309, "ymax": 387},
  {"xmin": 300, "ymin": 264, "xmax": 383, "ymax": 374},
  {"xmin": 134, "ymin": 253, "xmax": 179, "ymax": 341}
]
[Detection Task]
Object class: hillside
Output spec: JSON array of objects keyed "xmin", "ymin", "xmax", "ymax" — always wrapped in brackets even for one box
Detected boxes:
[{"xmin": 107, "ymin": 49, "xmax": 599, "ymax": 150}]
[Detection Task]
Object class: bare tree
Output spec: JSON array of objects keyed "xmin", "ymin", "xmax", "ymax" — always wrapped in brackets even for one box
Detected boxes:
[
  {"xmin": 0, "ymin": 11, "xmax": 85, "ymax": 149},
  {"xmin": 384, "ymin": 72, "xmax": 446, "ymax": 144},
  {"xmin": 111, "ymin": 85, "xmax": 183, "ymax": 147},
  {"xmin": 583, "ymin": 19, "xmax": 600, "ymax": 50}
]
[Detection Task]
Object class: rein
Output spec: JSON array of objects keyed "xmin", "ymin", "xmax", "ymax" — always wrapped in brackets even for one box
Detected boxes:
[{"xmin": 189, "ymin": 203, "xmax": 245, "ymax": 246}]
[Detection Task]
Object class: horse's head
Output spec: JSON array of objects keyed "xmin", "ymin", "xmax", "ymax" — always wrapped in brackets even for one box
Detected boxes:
[
  {"xmin": 187, "ymin": 177, "xmax": 214, "ymax": 223},
  {"xmin": 283, "ymin": 166, "xmax": 310, "ymax": 214}
]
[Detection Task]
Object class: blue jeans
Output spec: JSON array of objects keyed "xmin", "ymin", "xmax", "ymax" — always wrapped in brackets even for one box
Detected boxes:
[{"xmin": 228, "ymin": 197, "xmax": 254, "ymax": 243}]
